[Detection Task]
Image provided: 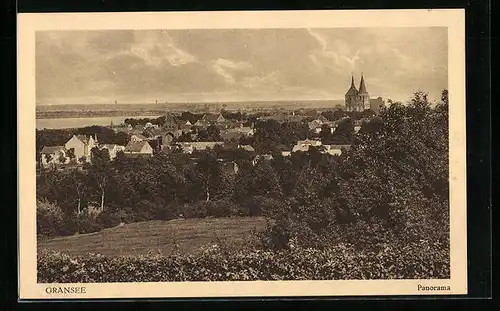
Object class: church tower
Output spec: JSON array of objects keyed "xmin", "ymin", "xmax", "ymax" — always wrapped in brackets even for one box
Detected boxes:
[
  {"xmin": 358, "ymin": 73, "xmax": 370, "ymax": 110},
  {"xmin": 344, "ymin": 75, "xmax": 359, "ymax": 112}
]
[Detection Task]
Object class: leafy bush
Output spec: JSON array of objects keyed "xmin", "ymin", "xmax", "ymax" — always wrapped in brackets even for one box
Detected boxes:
[
  {"xmin": 242, "ymin": 196, "xmax": 289, "ymax": 217},
  {"xmin": 38, "ymin": 240, "xmax": 449, "ymax": 283},
  {"xmin": 37, "ymin": 199, "xmax": 64, "ymax": 237},
  {"xmin": 73, "ymin": 207, "xmax": 104, "ymax": 234},
  {"xmin": 181, "ymin": 201, "xmax": 208, "ymax": 219},
  {"xmin": 205, "ymin": 199, "xmax": 240, "ymax": 217}
]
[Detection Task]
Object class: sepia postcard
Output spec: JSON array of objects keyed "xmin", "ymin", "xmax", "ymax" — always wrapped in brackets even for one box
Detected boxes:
[{"xmin": 18, "ymin": 9, "xmax": 466, "ymax": 299}]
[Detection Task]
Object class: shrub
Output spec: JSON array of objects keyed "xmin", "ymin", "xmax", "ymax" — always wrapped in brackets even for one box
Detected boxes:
[
  {"xmin": 205, "ymin": 199, "xmax": 240, "ymax": 217},
  {"xmin": 36, "ymin": 199, "xmax": 64, "ymax": 237},
  {"xmin": 242, "ymin": 196, "xmax": 289, "ymax": 217},
  {"xmin": 37, "ymin": 240, "xmax": 449, "ymax": 283},
  {"xmin": 95, "ymin": 209, "xmax": 123, "ymax": 228},
  {"xmin": 73, "ymin": 207, "xmax": 104, "ymax": 234},
  {"xmin": 181, "ymin": 201, "xmax": 208, "ymax": 219},
  {"xmin": 133, "ymin": 200, "xmax": 157, "ymax": 222}
]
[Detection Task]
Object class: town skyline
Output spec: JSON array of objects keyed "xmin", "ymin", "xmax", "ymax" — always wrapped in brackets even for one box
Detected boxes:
[{"xmin": 36, "ymin": 27, "xmax": 448, "ymax": 105}]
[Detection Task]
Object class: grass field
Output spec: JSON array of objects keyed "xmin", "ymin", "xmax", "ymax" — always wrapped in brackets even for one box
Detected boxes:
[{"xmin": 38, "ymin": 217, "xmax": 268, "ymax": 257}]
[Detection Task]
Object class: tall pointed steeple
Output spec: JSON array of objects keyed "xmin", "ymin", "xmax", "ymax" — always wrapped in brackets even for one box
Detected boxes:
[
  {"xmin": 359, "ymin": 73, "xmax": 368, "ymax": 94},
  {"xmin": 345, "ymin": 73, "xmax": 358, "ymax": 96}
]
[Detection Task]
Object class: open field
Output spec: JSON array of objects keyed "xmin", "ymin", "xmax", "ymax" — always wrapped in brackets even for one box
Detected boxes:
[{"xmin": 37, "ymin": 217, "xmax": 268, "ymax": 257}]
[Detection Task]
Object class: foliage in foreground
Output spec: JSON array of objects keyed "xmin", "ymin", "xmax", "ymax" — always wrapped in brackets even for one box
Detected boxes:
[{"xmin": 38, "ymin": 239, "xmax": 449, "ymax": 283}]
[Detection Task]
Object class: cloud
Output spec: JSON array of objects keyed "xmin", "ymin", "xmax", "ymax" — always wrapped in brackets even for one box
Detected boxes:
[
  {"xmin": 36, "ymin": 28, "xmax": 448, "ymax": 103},
  {"xmin": 241, "ymin": 71, "xmax": 282, "ymax": 90},
  {"xmin": 124, "ymin": 31, "xmax": 197, "ymax": 67},
  {"xmin": 210, "ymin": 58, "xmax": 252, "ymax": 84},
  {"xmin": 307, "ymin": 28, "xmax": 362, "ymax": 71},
  {"xmin": 342, "ymin": 50, "xmax": 361, "ymax": 69}
]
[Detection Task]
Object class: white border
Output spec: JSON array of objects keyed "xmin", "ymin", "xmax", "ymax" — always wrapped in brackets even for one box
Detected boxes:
[{"xmin": 18, "ymin": 9, "xmax": 467, "ymax": 299}]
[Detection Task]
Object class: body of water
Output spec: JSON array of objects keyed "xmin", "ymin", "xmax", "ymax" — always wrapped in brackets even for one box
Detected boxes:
[{"xmin": 36, "ymin": 116, "xmax": 161, "ymax": 130}]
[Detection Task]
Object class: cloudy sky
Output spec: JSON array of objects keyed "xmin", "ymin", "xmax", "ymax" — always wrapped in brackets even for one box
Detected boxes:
[{"xmin": 36, "ymin": 27, "xmax": 448, "ymax": 105}]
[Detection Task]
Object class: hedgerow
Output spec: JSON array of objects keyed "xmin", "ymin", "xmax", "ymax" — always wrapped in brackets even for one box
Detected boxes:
[{"xmin": 38, "ymin": 240, "xmax": 449, "ymax": 283}]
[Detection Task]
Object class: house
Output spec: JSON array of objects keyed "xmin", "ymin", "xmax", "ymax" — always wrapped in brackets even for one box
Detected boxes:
[
  {"xmin": 177, "ymin": 141, "xmax": 224, "ymax": 154},
  {"xmin": 130, "ymin": 134, "xmax": 148, "ymax": 142},
  {"xmin": 134, "ymin": 124, "xmax": 145, "ymax": 131},
  {"xmin": 193, "ymin": 119, "xmax": 210, "ymax": 128},
  {"xmin": 99, "ymin": 144, "xmax": 125, "ymax": 159},
  {"xmin": 292, "ymin": 139, "xmax": 323, "ymax": 153},
  {"xmin": 220, "ymin": 129, "xmax": 244, "ymax": 141},
  {"xmin": 64, "ymin": 134, "xmax": 98, "ymax": 162},
  {"xmin": 236, "ymin": 126, "xmax": 254, "ymax": 136},
  {"xmin": 177, "ymin": 119, "xmax": 192, "ymax": 129},
  {"xmin": 239, "ymin": 145, "xmax": 255, "ymax": 152},
  {"xmin": 317, "ymin": 114, "xmax": 329, "ymax": 123},
  {"xmin": 160, "ymin": 144, "xmax": 180, "ymax": 154},
  {"xmin": 281, "ymin": 151, "xmax": 291, "ymax": 157},
  {"xmin": 223, "ymin": 142, "xmax": 239, "ymax": 150},
  {"xmin": 163, "ymin": 132, "xmax": 176, "ymax": 145},
  {"xmin": 221, "ymin": 161, "xmax": 239, "ymax": 175},
  {"xmin": 201, "ymin": 113, "xmax": 226, "ymax": 124},
  {"xmin": 259, "ymin": 112, "xmax": 305, "ymax": 123},
  {"xmin": 252, "ymin": 154, "xmax": 274, "ymax": 166},
  {"xmin": 145, "ymin": 122, "xmax": 157, "ymax": 129},
  {"xmin": 220, "ymin": 126, "xmax": 255, "ymax": 141},
  {"xmin": 123, "ymin": 140, "xmax": 154, "ymax": 157},
  {"xmin": 163, "ymin": 115, "xmax": 180, "ymax": 132},
  {"xmin": 308, "ymin": 119, "xmax": 323, "ymax": 131},
  {"xmin": 40, "ymin": 146, "xmax": 68, "ymax": 167},
  {"xmin": 322, "ymin": 144, "xmax": 351, "ymax": 156}
]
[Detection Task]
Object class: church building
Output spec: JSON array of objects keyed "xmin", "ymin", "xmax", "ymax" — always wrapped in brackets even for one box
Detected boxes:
[{"xmin": 345, "ymin": 74, "xmax": 370, "ymax": 112}]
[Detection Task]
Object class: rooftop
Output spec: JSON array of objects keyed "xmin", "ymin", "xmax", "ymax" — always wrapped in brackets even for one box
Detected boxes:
[
  {"xmin": 41, "ymin": 146, "xmax": 64, "ymax": 154},
  {"xmin": 125, "ymin": 141, "xmax": 150, "ymax": 153}
]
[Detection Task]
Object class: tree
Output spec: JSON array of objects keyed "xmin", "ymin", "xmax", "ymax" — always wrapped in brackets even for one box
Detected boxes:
[
  {"xmin": 194, "ymin": 151, "xmax": 222, "ymax": 202},
  {"xmin": 44, "ymin": 154, "xmax": 53, "ymax": 166},
  {"xmin": 319, "ymin": 124, "xmax": 332, "ymax": 144},
  {"xmin": 252, "ymin": 120, "xmax": 282, "ymax": 153},
  {"xmin": 334, "ymin": 91, "xmax": 449, "ymax": 240},
  {"xmin": 70, "ymin": 170, "xmax": 88, "ymax": 215},
  {"xmin": 58, "ymin": 153, "xmax": 67, "ymax": 165},
  {"xmin": 321, "ymin": 109, "xmax": 347, "ymax": 121},
  {"xmin": 89, "ymin": 147, "xmax": 112, "ymax": 211},
  {"xmin": 207, "ymin": 125, "xmax": 222, "ymax": 141},
  {"xmin": 37, "ymin": 198, "xmax": 64, "ymax": 236},
  {"xmin": 180, "ymin": 111, "xmax": 199, "ymax": 124},
  {"xmin": 66, "ymin": 148, "xmax": 76, "ymax": 164},
  {"xmin": 441, "ymin": 89, "xmax": 449, "ymax": 105},
  {"xmin": 332, "ymin": 118, "xmax": 354, "ymax": 144}
]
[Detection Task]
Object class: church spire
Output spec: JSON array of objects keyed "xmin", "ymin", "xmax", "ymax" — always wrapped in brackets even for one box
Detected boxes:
[
  {"xmin": 345, "ymin": 73, "xmax": 358, "ymax": 96},
  {"xmin": 359, "ymin": 73, "xmax": 368, "ymax": 94}
]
